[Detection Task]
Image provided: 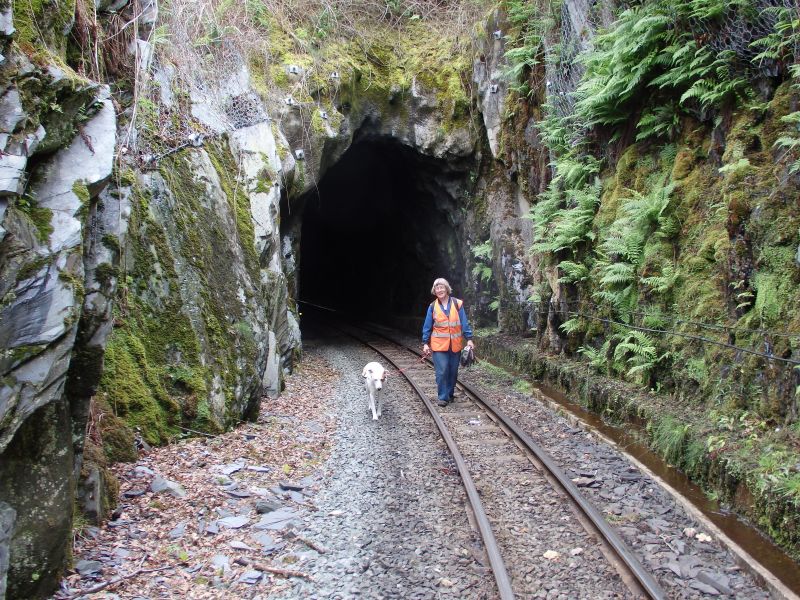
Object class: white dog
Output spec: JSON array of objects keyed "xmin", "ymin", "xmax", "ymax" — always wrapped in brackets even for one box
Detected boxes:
[{"xmin": 362, "ymin": 361, "xmax": 387, "ymax": 420}]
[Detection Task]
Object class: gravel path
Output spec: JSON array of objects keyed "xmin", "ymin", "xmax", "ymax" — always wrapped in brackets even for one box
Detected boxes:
[
  {"xmin": 274, "ymin": 331, "xmax": 495, "ymax": 599},
  {"xmin": 61, "ymin": 326, "xmax": 780, "ymax": 599}
]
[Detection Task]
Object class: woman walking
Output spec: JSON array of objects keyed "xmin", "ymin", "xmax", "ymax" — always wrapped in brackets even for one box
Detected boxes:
[{"xmin": 422, "ymin": 278, "xmax": 474, "ymax": 407}]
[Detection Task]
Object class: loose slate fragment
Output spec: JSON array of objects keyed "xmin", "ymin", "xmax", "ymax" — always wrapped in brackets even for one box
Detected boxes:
[
  {"xmin": 150, "ymin": 476, "xmax": 186, "ymax": 498},
  {"xmin": 75, "ymin": 559, "xmax": 103, "ymax": 575},
  {"xmin": 697, "ymin": 571, "xmax": 733, "ymax": 595},
  {"xmin": 211, "ymin": 554, "xmax": 230, "ymax": 574},
  {"xmin": 226, "ymin": 489, "xmax": 253, "ymax": 499},
  {"xmin": 168, "ymin": 522, "xmax": 187, "ymax": 539},
  {"xmin": 254, "ymin": 507, "xmax": 299, "ymax": 531},
  {"xmin": 218, "ymin": 516, "xmax": 250, "ymax": 529},
  {"xmin": 239, "ymin": 570, "xmax": 262, "ymax": 584},
  {"xmin": 230, "ymin": 540, "xmax": 255, "ymax": 551},
  {"xmin": 255, "ymin": 500, "xmax": 281, "ymax": 514},
  {"xmin": 219, "ymin": 462, "xmax": 245, "ymax": 475},
  {"xmin": 571, "ymin": 477, "xmax": 596, "ymax": 488},
  {"xmin": 689, "ymin": 580, "xmax": 720, "ymax": 595},
  {"xmin": 279, "ymin": 481, "xmax": 304, "ymax": 492}
]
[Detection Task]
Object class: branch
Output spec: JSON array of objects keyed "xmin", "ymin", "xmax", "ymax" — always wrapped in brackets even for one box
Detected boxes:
[{"xmin": 233, "ymin": 557, "xmax": 314, "ymax": 580}]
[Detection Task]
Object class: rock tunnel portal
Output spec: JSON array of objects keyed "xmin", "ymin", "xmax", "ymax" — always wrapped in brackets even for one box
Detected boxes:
[{"xmin": 290, "ymin": 137, "xmax": 474, "ymax": 321}]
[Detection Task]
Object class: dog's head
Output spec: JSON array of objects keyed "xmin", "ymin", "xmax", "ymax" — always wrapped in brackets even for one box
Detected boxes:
[{"xmin": 362, "ymin": 362, "xmax": 386, "ymax": 390}]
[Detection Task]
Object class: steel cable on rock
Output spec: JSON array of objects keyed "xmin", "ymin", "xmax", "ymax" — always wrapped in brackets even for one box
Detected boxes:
[{"xmin": 503, "ymin": 299, "xmax": 800, "ymax": 366}]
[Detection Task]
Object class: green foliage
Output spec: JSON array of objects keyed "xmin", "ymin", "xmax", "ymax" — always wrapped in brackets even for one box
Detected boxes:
[
  {"xmin": 640, "ymin": 262, "xmax": 677, "ymax": 295},
  {"xmin": 578, "ymin": 340, "xmax": 611, "ymax": 372},
  {"xmin": 558, "ymin": 260, "xmax": 590, "ymax": 284},
  {"xmin": 593, "ymin": 182, "xmax": 676, "ymax": 314},
  {"xmin": 636, "ymin": 103, "xmax": 682, "ymax": 141},
  {"xmin": 501, "ymin": 0, "xmax": 556, "ymax": 97},
  {"xmin": 651, "ymin": 415, "xmax": 691, "ymax": 464},
  {"xmin": 471, "ymin": 240, "xmax": 494, "ymax": 283},
  {"xmin": 559, "ymin": 317, "xmax": 584, "ymax": 335},
  {"xmin": 611, "ymin": 328, "xmax": 666, "ymax": 384},
  {"xmin": 532, "ymin": 180, "xmax": 601, "ymax": 254},
  {"xmin": 16, "ymin": 194, "xmax": 54, "ymax": 243},
  {"xmin": 774, "ymin": 109, "xmax": 800, "ymax": 174}
]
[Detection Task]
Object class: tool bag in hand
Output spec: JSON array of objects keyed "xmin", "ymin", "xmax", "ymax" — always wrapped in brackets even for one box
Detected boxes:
[{"xmin": 460, "ymin": 346, "xmax": 476, "ymax": 368}]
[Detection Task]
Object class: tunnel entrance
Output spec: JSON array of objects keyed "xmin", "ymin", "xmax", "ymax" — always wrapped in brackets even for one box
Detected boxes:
[{"xmin": 291, "ymin": 137, "xmax": 472, "ymax": 321}]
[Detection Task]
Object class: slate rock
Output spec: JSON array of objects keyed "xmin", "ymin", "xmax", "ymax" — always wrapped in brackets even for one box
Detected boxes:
[
  {"xmin": 226, "ymin": 489, "xmax": 252, "ymax": 499},
  {"xmin": 279, "ymin": 481, "xmax": 304, "ymax": 492},
  {"xmin": 218, "ymin": 516, "xmax": 250, "ymax": 529},
  {"xmin": 239, "ymin": 569, "xmax": 262, "ymax": 584},
  {"xmin": 697, "ymin": 571, "xmax": 734, "ymax": 595},
  {"xmin": 204, "ymin": 522, "xmax": 220, "ymax": 535},
  {"xmin": 150, "ymin": 476, "xmax": 186, "ymax": 498},
  {"xmin": 230, "ymin": 540, "xmax": 254, "ymax": 551},
  {"xmin": 210, "ymin": 554, "xmax": 230, "ymax": 574},
  {"xmin": 246, "ymin": 465, "xmax": 271, "ymax": 473},
  {"xmin": 254, "ymin": 507, "xmax": 299, "ymax": 531},
  {"xmin": 255, "ymin": 500, "xmax": 281, "ymax": 514},
  {"xmin": 689, "ymin": 580, "xmax": 720, "ymax": 595},
  {"xmin": 75, "ymin": 559, "xmax": 103, "ymax": 575},
  {"xmin": 219, "ymin": 462, "xmax": 245, "ymax": 475},
  {"xmin": 251, "ymin": 532, "xmax": 277, "ymax": 550},
  {"xmin": 168, "ymin": 522, "xmax": 187, "ymax": 539}
]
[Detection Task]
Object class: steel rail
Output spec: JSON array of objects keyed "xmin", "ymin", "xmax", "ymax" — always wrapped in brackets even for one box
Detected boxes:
[
  {"xmin": 348, "ymin": 330, "xmax": 516, "ymax": 600},
  {"xmin": 355, "ymin": 321, "xmax": 668, "ymax": 600},
  {"xmin": 457, "ymin": 378, "xmax": 668, "ymax": 600},
  {"xmin": 299, "ymin": 303, "xmax": 667, "ymax": 599}
]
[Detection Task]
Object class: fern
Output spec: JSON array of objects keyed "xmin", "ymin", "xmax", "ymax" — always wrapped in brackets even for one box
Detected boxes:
[
  {"xmin": 611, "ymin": 329, "xmax": 666, "ymax": 385},
  {"xmin": 775, "ymin": 111, "xmax": 800, "ymax": 173},
  {"xmin": 558, "ymin": 260, "xmax": 590, "ymax": 283},
  {"xmin": 578, "ymin": 341, "xmax": 610, "ymax": 372},
  {"xmin": 640, "ymin": 262, "xmax": 677, "ymax": 295},
  {"xmin": 560, "ymin": 317, "xmax": 584, "ymax": 335},
  {"xmin": 533, "ymin": 180, "xmax": 601, "ymax": 254},
  {"xmin": 471, "ymin": 240, "xmax": 493, "ymax": 283},
  {"xmin": 636, "ymin": 103, "xmax": 681, "ymax": 141}
]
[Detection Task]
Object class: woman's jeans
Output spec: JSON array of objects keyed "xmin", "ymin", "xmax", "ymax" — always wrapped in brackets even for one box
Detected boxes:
[{"xmin": 432, "ymin": 350, "xmax": 461, "ymax": 401}]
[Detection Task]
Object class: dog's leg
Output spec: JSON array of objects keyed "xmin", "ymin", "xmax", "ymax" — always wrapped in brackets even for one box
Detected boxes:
[
  {"xmin": 377, "ymin": 391, "xmax": 382, "ymax": 418},
  {"xmin": 369, "ymin": 391, "xmax": 378, "ymax": 420}
]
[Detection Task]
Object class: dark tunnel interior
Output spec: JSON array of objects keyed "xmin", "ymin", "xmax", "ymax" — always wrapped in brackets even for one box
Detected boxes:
[{"xmin": 292, "ymin": 137, "xmax": 469, "ymax": 321}]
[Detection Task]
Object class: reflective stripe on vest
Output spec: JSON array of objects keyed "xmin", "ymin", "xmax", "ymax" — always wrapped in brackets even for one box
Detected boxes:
[{"xmin": 430, "ymin": 298, "xmax": 463, "ymax": 352}]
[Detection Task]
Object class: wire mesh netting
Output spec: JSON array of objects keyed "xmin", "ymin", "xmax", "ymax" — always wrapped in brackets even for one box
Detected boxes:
[
  {"xmin": 543, "ymin": 0, "xmax": 800, "ymax": 123},
  {"xmin": 688, "ymin": 0, "xmax": 800, "ymax": 77}
]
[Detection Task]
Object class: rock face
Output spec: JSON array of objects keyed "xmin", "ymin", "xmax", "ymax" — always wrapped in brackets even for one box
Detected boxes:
[{"xmin": 0, "ymin": 63, "xmax": 117, "ymax": 594}]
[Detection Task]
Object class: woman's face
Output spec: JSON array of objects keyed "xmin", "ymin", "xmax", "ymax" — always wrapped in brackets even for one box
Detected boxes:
[{"xmin": 434, "ymin": 284, "xmax": 448, "ymax": 300}]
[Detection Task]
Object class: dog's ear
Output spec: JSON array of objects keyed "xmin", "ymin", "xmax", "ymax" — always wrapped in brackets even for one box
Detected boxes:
[{"xmin": 362, "ymin": 367, "xmax": 368, "ymax": 377}]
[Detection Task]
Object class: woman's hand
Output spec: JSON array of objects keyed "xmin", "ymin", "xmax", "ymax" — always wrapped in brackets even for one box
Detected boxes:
[
  {"xmin": 422, "ymin": 343, "xmax": 431, "ymax": 357},
  {"xmin": 466, "ymin": 340, "xmax": 475, "ymax": 350}
]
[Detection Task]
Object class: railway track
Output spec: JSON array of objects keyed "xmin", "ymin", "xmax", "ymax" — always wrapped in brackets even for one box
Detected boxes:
[{"xmin": 317, "ymin": 312, "xmax": 667, "ymax": 600}]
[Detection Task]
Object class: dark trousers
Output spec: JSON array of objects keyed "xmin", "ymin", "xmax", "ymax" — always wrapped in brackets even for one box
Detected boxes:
[{"xmin": 432, "ymin": 350, "xmax": 461, "ymax": 401}]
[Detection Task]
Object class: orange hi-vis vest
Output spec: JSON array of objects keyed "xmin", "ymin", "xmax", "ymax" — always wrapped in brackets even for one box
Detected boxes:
[{"xmin": 430, "ymin": 298, "xmax": 464, "ymax": 352}]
